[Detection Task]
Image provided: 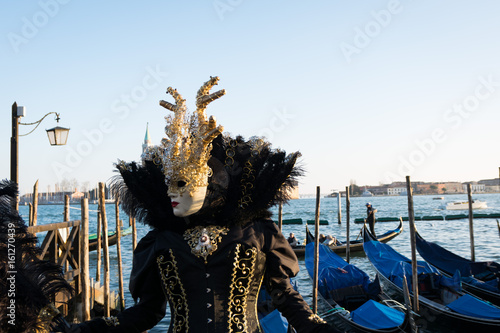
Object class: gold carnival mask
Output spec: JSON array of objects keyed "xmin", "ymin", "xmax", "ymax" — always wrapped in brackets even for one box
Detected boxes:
[{"xmin": 142, "ymin": 76, "xmax": 225, "ymax": 196}]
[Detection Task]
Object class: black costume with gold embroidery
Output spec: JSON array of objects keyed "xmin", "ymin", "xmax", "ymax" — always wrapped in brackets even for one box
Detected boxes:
[
  {"xmin": 128, "ymin": 220, "xmax": 326, "ymax": 332},
  {"xmin": 75, "ymin": 134, "xmax": 340, "ymax": 333}
]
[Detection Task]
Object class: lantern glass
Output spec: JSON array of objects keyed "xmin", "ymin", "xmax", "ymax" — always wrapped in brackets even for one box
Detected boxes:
[{"xmin": 46, "ymin": 126, "xmax": 70, "ymax": 146}]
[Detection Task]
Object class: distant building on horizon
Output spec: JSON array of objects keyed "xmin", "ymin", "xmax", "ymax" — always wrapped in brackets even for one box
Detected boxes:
[
  {"xmin": 462, "ymin": 181, "xmax": 486, "ymax": 193},
  {"xmin": 478, "ymin": 178, "xmax": 500, "ymax": 192},
  {"xmin": 416, "ymin": 182, "xmax": 462, "ymax": 194}
]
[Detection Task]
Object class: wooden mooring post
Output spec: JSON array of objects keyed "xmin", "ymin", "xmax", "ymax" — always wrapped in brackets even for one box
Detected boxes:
[
  {"xmin": 96, "ymin": 207, "xmax": 102, "ymax": 282},
  {"xmin": 312, "ymin": 186, "xmax": 321, "ymax": 314},
  {"xmin": 278, "ymin": 201, "xmax": 283, "ymax": 232},
  {"xmin": 80, "ymin": 198, "xmax": 91, "ymax": 321},
  {"xmin": 31, "ymin": 179, "xmax": 39, "ymax": 227},
  {"xmin": 345, "ymin": 186, "xmax": 351, "ymax": 263},
  {"xmin": 130, "ymin": 216, "xmax": 137, "ymax": 251},
  {"xmin": 62, "ymin": 194, "xmax": 70, "ymax": 242},
  {"xmin": 337, "ymin": 191, "xmax": 342, "ymax": 224},
  {"xmin": 98, "ymin": 182, "xmax": 111, "ymax": 317},
  {"xmin": 467, "ymin": 184, "xmax": 475, "ymax": 262},
  {"xmin": 64, "ymin": 195, "xmax": 70, "ymax": 221},
  {"xmin": 115, "ymin": 197, "xmax": 125, "ymax": 311},
  {"xmin": 405, "ymin": 176, "xmax": 419, "ymax": 312}
]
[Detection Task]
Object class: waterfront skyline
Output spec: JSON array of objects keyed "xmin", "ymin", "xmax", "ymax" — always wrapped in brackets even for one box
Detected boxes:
[{"xmin": 1, "ymin": 1, "xmax": 500, "ymax": 196}]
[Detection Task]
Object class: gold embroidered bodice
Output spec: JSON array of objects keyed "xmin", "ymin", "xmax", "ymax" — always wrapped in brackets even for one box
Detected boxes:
[{"xmin": 156, "ymin": 226, "xmax": 266, "ymax": 332}]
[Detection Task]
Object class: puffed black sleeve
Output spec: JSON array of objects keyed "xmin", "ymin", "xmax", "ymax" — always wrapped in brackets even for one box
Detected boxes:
[
  {"xmin": 73, "ymin": 230, "xmax": 167, "ymax": 333},
  {"xmin": 261, "ymin": 221, "xmax": 342, "ymax": 333}
]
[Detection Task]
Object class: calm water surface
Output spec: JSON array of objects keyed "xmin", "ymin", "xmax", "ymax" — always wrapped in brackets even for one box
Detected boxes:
[{"xmin": 22, "ymin": 193, "xmax": 500, "ymax": 332}]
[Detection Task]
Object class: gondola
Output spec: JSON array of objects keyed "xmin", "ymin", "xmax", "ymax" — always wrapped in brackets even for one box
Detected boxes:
[
  {"xmin": 305, "ymin": 241, "xmax": 412, "ymax": 332},
  {"xmin": 363, "ymin": 226, "xmax": 500, "ymax": 332},
  {"xmin": 415, "ymin": 231, "xmax": 500, "ymax": 306},
  {"xmin": 293, "ymin": 221, "xmax": 403, "ymax": 258},
  {"xmin": 88, "ymin": 226, "xmax": 133, "ymax": 252}
]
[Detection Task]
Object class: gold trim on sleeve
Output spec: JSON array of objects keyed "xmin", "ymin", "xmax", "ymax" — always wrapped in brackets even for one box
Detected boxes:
[{"xmin": 157, "ymin": 250, "xmax": 189, "ymax": 332}]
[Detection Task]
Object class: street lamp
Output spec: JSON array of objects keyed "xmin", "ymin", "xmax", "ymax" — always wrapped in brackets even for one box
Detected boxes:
[
  {"xmin": 10, "ymin": 102, "xmax": 70, "ymax": 210},
  {"xmin": 46, "ymin": 117, "xmax": 70, "ymax": 146}
]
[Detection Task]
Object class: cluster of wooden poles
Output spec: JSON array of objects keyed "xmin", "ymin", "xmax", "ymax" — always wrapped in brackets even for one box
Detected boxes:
[
  {"xmin": 27, "ymin": 181, "xmax": 138, "ymax": 321},
  {"xmin": 79, "ymin": 182, "xmax": 140, "ymax": 320}
]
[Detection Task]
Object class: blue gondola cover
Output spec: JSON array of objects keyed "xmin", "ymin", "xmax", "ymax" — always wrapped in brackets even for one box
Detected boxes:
[
  {"xmin": 351, "ymin": 299, "xmax": 405, "ymax": 329},
  {"xmin": 260, "ymin": 309, "xmax": 289, "ymax": 333},
  {"xmin": 447, "ymin": 294, "xmax": 500, "ymax": 320}
]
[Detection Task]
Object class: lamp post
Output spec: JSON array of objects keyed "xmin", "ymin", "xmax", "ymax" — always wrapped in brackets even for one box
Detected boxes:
[{"xmin": 10, "ymin": 102, "xmax": 70, "ymax": 211}]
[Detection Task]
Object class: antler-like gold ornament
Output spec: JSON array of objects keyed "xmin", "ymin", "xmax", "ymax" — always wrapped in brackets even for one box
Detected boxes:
[{"xmin": 142, "ymin": 77, "xmax": 225, "ymax": 196}]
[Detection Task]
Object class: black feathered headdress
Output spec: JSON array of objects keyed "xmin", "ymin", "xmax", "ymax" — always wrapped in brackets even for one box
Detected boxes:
[
  {"xmin": 111, "ymin": 133, "xmax": 302, "ymax": 230},
  {"xmin": 0, "ymin": 180, "xmax": 73, "ymax": 333},
  {"xmin": 204, "ymin": 134, "xmax": 302, "ymax": 225}
]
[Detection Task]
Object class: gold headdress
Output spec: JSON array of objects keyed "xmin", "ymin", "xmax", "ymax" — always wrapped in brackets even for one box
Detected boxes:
[{"xmin": 142, "ymin": 77, "xmax": 225, "ymax": 196}]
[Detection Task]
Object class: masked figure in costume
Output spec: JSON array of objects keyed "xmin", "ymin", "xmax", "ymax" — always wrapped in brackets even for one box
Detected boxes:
[{"xmin": 74, "ymin": 77, "xmax": 341, "ymax": 333}]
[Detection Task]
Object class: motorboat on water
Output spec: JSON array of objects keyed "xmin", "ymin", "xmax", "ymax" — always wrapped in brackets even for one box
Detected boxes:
[{"xmin": 440, "ymin": 200, "xmax": 488, "ymax": 210}]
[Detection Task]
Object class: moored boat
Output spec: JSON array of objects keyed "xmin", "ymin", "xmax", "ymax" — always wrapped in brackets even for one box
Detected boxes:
[
  {"xmin": 415, "ymin": 231, "xmax": 500, "ymax": 306},
  {"xmin": 305, "ymin": 241, "xmax": 411, "ymax": 332},
  {"xmin": 363, "ymin": 226, "xmax": 500, "ymax": 332},
  {"xmin": 87, "ymin": 226, "xmax": 133, "ymax": 252},
  {"xmin": 327, "ymin": 221, "xmax": 403, "ymax": 254},
  {"xmin": 292, "ymin": 221, "xmax": 403, "ymax": 257}
]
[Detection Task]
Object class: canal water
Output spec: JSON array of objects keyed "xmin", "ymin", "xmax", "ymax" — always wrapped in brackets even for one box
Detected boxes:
[{"xmin": 21, "ymin": 192, "xmax": 500, "ymax": 332}]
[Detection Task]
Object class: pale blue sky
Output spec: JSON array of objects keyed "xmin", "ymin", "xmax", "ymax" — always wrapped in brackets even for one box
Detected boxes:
[{"xmin": 1, "ymin": 0, "xmax": 500, "ymax": 195}]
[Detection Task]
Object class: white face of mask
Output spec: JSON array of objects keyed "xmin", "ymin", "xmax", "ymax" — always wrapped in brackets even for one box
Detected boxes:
[{"xmin": 168, "ymin": 185, "xmax": 208, "ymax": 217}]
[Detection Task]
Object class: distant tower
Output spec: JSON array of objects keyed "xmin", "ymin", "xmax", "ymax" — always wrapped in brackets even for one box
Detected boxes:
[{"xmin": 142, "ymin": 122, "xmax": 153, "ymax": 154}]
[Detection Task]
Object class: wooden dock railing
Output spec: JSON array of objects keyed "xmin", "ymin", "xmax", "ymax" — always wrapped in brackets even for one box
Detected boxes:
[
  {"xmin": 25, "ymin": 192, "xmax": 133, "ymax": 323},
  {"xmin": 27, "ymin": 219, "xmax": 82, "ymax": 317}
]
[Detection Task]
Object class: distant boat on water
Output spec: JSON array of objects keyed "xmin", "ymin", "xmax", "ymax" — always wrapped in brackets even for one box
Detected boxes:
[
  {"xmin": 361, "ymin": 190, "xmax": 373, "ymax": 197},
  {"xmin": 440, "ymin": 200, "xmax": 488, "ymax": 210}
]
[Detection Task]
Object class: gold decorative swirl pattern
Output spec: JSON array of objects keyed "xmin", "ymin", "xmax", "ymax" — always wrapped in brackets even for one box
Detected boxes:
[
  {"xmin": 227, "ymin": 244, "xmax": 258, "ymax": 332},
  {"xmin": 157, "ymin": 251, "xmax": 189, "ymax": 332}
]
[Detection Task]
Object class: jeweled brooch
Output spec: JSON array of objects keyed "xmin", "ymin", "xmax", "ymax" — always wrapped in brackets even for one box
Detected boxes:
[{"xmin": 184, "ymin": 225, "xmax": 229, "ymax": 263}]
